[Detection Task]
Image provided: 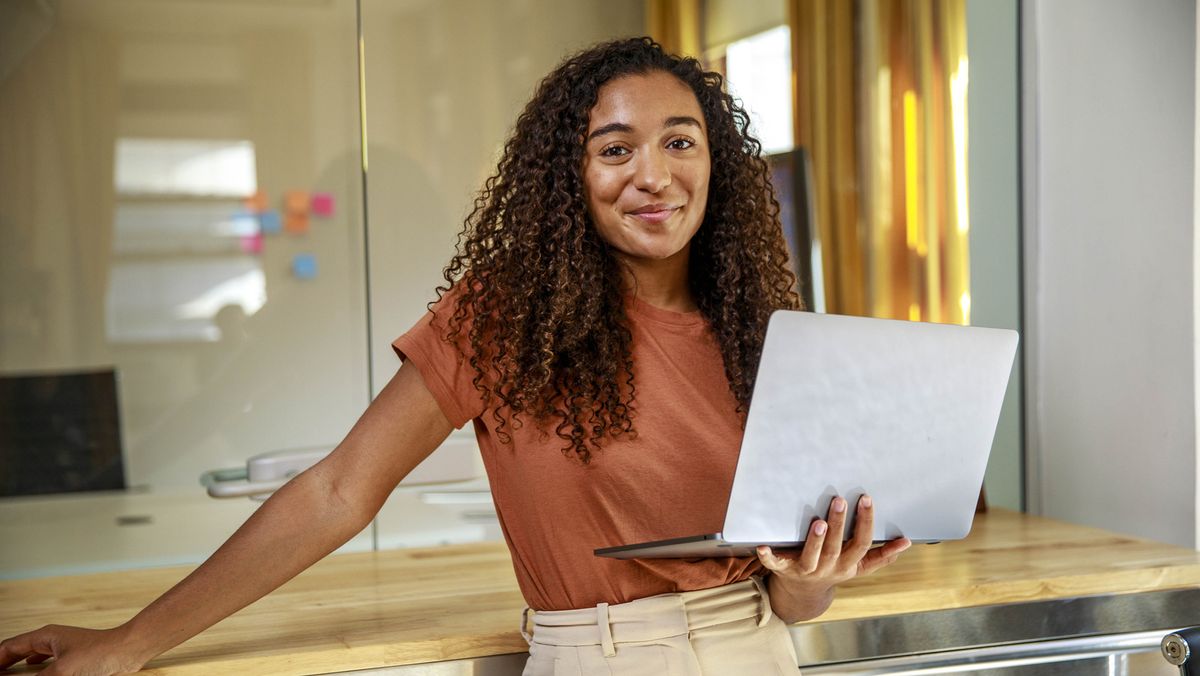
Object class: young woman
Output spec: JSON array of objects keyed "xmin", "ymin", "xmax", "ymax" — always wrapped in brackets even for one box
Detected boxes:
[{"xmin": 0, "ymin": 38, "xmax": 910, "ymax": 675}]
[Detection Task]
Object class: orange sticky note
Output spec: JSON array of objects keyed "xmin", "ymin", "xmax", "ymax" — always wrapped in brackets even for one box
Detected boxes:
[
  {"xmin": 244, "ymin": 190, "xmax": 269, "ymax": 214},
  {"xmin": 284, "ymin": 190, "xmax": 310, "ymax": 215},
  {"xmin": 284, "ymin": 211, "xmax": 309, "ymax": 234}
]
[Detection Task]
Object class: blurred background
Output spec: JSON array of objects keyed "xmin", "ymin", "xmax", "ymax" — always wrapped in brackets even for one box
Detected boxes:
[{"xmin": 0, "ymin": 0, "xmax": 1193, "ymax": 579}]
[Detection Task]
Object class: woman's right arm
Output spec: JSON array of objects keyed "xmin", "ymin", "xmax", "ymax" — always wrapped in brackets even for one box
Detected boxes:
[{"xmin": 0, "ymin": 360, "xmax": 455, "ymax": 675}]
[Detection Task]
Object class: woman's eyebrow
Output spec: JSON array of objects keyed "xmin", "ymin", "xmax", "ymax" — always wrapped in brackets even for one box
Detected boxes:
[
  {"xmin": 664, "ymin": 115, "xmax": 702, "ymax": 130},
  {"xmin": 587, "ymin": 122, "xmax": 633, "ymax": 142},
  {"xmin": 587, "ymin": 115, "xmax": 703, "ymax": 143}
]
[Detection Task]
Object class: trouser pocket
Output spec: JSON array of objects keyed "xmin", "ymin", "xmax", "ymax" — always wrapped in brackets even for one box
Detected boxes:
[{"xmin": 524, "ymin": 634, "xmax": 703, "ymax": 676}]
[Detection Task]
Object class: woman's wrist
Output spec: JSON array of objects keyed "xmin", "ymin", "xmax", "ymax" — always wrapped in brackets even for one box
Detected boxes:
[
  {"xmin": 766, "ymin": 573, "xmax": 836, "ymax": 624},
  {"xmin": 112, "ymin": 619, "xmax": 160, "ymax": 668}
]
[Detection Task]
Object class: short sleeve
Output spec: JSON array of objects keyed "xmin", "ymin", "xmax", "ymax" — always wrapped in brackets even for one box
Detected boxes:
[{"xmin": 392, "ymin": 292, "xmax": 486, "ymax": 429}]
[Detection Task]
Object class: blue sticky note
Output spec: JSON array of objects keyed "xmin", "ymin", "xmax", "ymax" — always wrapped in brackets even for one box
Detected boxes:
[
  {"xmin": 259, "ymin": 210, "xmax": 282, "ymax": 234},
  {"xmin": 292, "ymin": 253, "xmax": 318, "ymax": 280},
  {"xmin": 229, "ymin": 210, "xmax": 260, "ymax": 237}
]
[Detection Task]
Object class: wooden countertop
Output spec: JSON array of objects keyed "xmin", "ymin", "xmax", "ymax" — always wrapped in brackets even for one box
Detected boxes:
[{"xmin": 2, "ymin": 509, "xmax": 1199, "ymax": 675}]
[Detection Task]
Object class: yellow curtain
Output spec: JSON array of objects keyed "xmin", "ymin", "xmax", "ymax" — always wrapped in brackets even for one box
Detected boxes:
[
  {"xmin": 645, "ymin": 0, "xmax": 702, "ymax": 58},
  {"xmin": 789, "ymin": 0, "xmax": 969, "ymax": 324},
  {"xmin": 788, "ymin": 0, "xmax": 863, "ymax": 316}
]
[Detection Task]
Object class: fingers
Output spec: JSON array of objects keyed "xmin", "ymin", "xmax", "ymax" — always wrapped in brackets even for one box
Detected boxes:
[
  {"xmin": 756, "ymin": 545, "xmax": 788, "ymax": 572},
  {"xmin": 798, "ymin": 518, "xmax": 827, "ymax": 573},
  {"xmin": 843, "ymin": 495, "xmax": 875, "ymax": 562},
  {"xmin": 881, "ymin": 536, "xmax": 912, "ymax": 560},
  {"xmin": 758, "ymin": 512, "xmax": 831, "ymax": 575},
  {"xmin": 859, "ymin": 537, "xmax": 913, "ymax": 576},
  {"xmin": 0, "ymin": 628, "xmax": 54, "ymax": 669},
  {"xmin": 817, "ymin": 497, "xmax": 848, "ymax": 570},
  {"xmin": 769, "ymin": 497, "xmax": 911, "ymax": 584}
]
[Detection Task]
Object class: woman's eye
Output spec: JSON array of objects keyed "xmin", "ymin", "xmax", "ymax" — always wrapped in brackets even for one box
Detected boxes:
[
  {"xmin": 600, "ymin": 145, "xmax": 630, "ymax": 157},
  {"xmin": 667, "ymin": 138, "xmax": 695, "ymax": 150}
]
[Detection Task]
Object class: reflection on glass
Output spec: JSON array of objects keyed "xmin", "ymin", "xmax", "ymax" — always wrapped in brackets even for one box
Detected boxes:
[
  {"xmin": 106, "ymin": 260, "xmax": 265, "ymax": 343},
  {"xmin": 114, "ymin": 202, "xmax": 261, "ymax": 254},
  {"xmin": 110, "ymin": 138, "xmax": 268, "ymax": 344},
  {"xmin": 0, "ymin": 0, "xmax": 371, "ymax": 578},
  {"xmin": 115, "ymin": 139, "xmax": 257, "ymax": 197}
]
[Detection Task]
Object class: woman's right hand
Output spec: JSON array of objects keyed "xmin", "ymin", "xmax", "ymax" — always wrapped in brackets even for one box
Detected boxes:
[{"xmin": 0, "ymin": 624, "xmax": 148, "ymax": 675}]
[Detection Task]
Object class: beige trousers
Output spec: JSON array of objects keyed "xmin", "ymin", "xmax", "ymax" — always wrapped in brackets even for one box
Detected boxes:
[{"xmin": 520, "ymin": 577, "xmax": 801, "ymax": 675}]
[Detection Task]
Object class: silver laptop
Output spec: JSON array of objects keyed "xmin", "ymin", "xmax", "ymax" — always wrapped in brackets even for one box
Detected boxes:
[{"xmin": 594, "ymin": 310, "xmax": 1018, "ymax": 559}]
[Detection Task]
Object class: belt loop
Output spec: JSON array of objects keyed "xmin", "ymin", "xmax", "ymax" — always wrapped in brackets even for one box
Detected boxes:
[
  {"xmin": 750, "ymin": 576, "xmax": 771, "ymax": 628},
  {"xmin": 596, "ymin": 602, "xmax": 617, "ymax": 657},
  {"xmin": 520, "ymin": 606, "xmax": 533, "ymax": 644}
]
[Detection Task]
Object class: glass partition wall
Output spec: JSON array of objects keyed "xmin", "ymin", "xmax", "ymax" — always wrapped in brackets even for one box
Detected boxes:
[
  {"xmin": 0, "ymin": 0, "xmax": 373, "ymax": 578},
  {"xmin": 0, "ymin": 0, "xmax": 642, "ymax": 579}
]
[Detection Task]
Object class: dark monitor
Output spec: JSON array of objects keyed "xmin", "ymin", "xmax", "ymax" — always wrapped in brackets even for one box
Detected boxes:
[
  {"xmin": 766, "ymin": 147, "xmax": 818, "ymax": 311},
  {"xmin": 0, "ymin": 369, "xmax": 126, "ymax": 497}
]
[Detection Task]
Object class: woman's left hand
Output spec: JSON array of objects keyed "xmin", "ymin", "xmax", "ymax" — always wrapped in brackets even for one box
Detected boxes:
[{"xmin": 755, "ymin": 494, "xmax": 911, "ymax": 622}]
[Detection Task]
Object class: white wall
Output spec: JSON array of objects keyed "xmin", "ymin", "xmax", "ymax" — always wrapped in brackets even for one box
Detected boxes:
[
  {"xmin": 1023, "ymin": 0, "xmax": 1196, "ymax": 547},
  {"xmin": 967, "ymin": 0, "xmax": 1022, "ymax": 512},
  {"xmin": 1195, "ymin": 0, "xmax": 1200, "ymax": 550}
]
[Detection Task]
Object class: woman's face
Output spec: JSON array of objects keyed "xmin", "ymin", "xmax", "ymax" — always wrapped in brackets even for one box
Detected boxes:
[{"xmin": 582, "ymin": 71, "xmax": 711, "ymax": 268}]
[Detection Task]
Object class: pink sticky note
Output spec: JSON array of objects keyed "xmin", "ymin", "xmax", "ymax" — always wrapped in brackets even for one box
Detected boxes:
[
  {"xmin": 240, "ymin": 232, "xmax": 263, "ymax": 254},
  {"xmin": 311, "ymin": 192, "xmax": 334, "ymax": 216}
]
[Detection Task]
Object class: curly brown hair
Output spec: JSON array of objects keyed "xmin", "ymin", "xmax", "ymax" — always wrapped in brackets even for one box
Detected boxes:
[{"xmin": 436, "ymin": 37, "xmax": 801, "ymax": 463}]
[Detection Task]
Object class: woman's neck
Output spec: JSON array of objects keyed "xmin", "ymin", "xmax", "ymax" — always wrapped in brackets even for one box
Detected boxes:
[{"xmin": 616, "ymin": 246, "xmax": 698, "ymax": 313}]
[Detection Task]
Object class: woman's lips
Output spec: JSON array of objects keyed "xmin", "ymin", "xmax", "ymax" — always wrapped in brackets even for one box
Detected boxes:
[{"xmin": 627, "ymin": 206, "xmax": 679, "ymax": 224}]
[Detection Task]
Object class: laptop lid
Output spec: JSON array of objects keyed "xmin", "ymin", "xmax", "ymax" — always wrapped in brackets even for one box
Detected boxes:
[{"xmin": 720, "ymin": 310, "xmax": 1018, "ymax": 544}]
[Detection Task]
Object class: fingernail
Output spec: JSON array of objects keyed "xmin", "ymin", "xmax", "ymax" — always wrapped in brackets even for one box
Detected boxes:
[
  {"xmin": 861, "ymin": 495, "xmax": 872, "ymax": 509},
  {"xmin": 815, "ymin": 521, "xmax": 828, "ymax": 536},
  {"xmin": 833, "ymin": 498, "xmax": 846, "ymax": 513}
]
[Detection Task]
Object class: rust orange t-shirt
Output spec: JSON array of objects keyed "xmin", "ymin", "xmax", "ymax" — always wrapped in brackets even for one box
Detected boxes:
[{"xmin": 392, "ymin": 293, "xmax": 764, "ymax": 611}]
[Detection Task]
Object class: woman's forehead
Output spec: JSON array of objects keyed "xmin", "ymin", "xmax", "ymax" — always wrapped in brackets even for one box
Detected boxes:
[{"xmin": 587, "ymin": 71, "xmax": 704, "ymax": 133}]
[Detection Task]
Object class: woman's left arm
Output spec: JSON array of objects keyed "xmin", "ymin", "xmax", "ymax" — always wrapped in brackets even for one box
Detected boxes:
[{"xmin": 757, "ymin": 494, "xmax": 912, "ymax": 624}]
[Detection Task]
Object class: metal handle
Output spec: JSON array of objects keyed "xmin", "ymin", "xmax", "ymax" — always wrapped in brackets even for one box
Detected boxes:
[
  {"xmin": 200, "ymin": 469, "xmax": 288, "ymax": 498},
  {"xmin": 200, "ymin": 447, "xmax": 330, "ymax": 499},
  {"xmin": 801, "ymin": 630, "xmax": 1168, "ymax": 674}
]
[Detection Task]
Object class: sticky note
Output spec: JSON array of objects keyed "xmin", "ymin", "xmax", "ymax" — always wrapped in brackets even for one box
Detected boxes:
[
  {"xmin": 259, "ymin": 210, "xmax": 282, "ymax": 234},
  {"xmin": 240, "ymin": 232, "xmax": 263, "ymax": 255},
  {"xmin": 244, "ymin": 190, "xmax": 269, "ymax": 214},
  {"xmin": 285, "ymin": 190, "xmax": 310, "ymax": 214},
  {"xmin": 292, "ymin": 253, "xmax": 317, "ymax": 280},
  {"xmin": 284, "ymin": 211, "xmax": 309, "ymax": 234},
  {"xmin": 311, "ymin": 192, "xmax": 334, "ymax": 216}
]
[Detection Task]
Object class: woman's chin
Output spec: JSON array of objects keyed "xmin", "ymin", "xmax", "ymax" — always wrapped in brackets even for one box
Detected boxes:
[{"xmin": 614, "ymin": 242, "xmax": 690, "ymax": 264}]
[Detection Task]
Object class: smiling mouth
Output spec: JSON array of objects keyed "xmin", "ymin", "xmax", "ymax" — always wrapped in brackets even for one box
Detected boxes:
[{"xmin": 627, "ymin": 205, "xmax": 680, "ymax": 224}]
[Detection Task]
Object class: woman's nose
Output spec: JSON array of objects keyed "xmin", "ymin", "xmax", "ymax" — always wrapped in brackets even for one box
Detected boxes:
[{"xmin": 632, "ymin": 149, "xmax": 672, "ymax": 193}]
